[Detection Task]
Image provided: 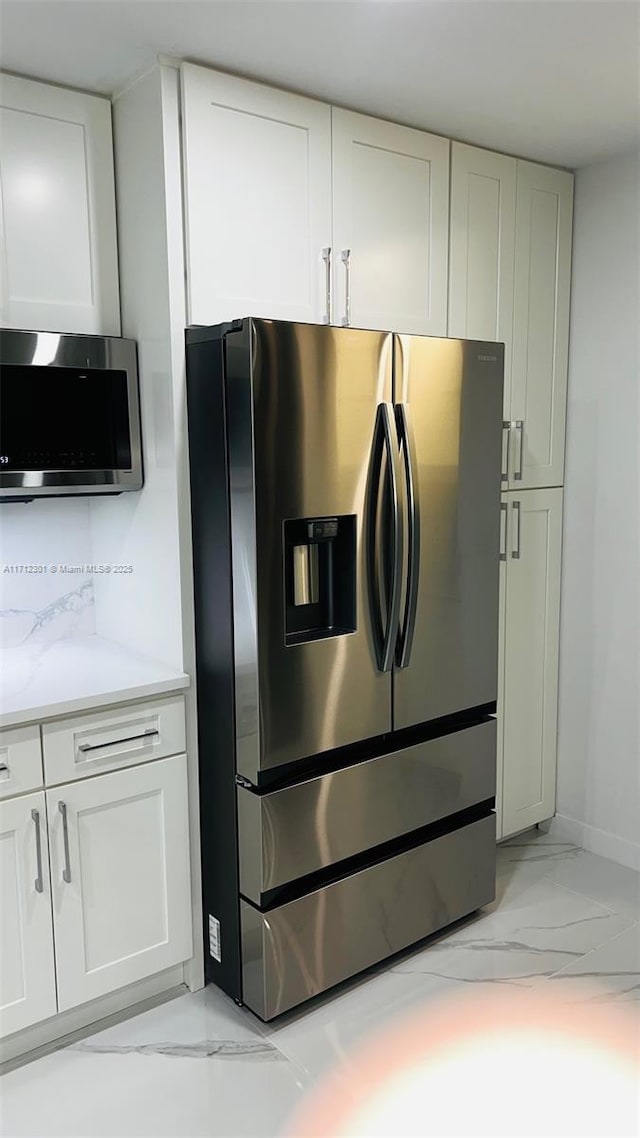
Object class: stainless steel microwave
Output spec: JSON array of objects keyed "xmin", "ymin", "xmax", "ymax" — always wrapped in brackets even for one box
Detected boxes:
[{"xmin": 0, "ymin": 329, "xmax": 143, "ymax": 500}]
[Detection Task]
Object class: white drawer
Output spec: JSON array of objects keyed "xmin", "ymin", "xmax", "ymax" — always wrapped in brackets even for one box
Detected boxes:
[
  {"xmin": 42, "ymin": 695, "xmax": 186, "ymax": 786},
  {"xmin": 0, "ymin": 725, "xmax": 44, "ymax": 799}
]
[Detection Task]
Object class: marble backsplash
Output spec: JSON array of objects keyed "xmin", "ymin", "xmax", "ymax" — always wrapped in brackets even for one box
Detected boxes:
[{"xmin": 0, "ymin": 498, "xmax": 96, "ymax": 650}]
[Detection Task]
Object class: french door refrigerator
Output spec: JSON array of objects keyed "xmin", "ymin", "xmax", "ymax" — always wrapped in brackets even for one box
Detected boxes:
[{"xmin": 186, "ymin": 319, "xmax": 504, "ymax": 1020}]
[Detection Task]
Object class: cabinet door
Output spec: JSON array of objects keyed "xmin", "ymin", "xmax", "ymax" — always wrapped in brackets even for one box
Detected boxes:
[
  {"xmin": 510, "ymin": 163, "xmax": 573, "ymax": 489},
  {"xmin": 181, "ymin": 63, "xmax": 331, "ymax": 326},
  {"xmin": 332, "ymin": 108, "xmax": 449, "ymax": 334},
  {"xmin": 0, "ymin": 73, "xmax": 120, "ymax": 335},
  {"xmin": 495, "ymin": 495, "xmax": 508, "ymax": 840},
  {"xmin": 501, "ymin": 489, "xmax": 563, "ymax": 837},
  {"xmin": 0, "ymin": 792, "xmax": 57, "ymax": 1037},
  {"xmin": 448, "ymin": 143, "xmax": 516, "ymax": 450},
  {"xmin": 48, "ymin": 754, "xmax": 192, "ymax": 1012}
]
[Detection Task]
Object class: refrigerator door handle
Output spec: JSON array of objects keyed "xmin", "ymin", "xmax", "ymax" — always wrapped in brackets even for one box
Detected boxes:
[
  {"xmin": 395, "ymin": 402, "xmax": 420, "ymax": 668},
  {"xmin": 372, "ymin": 402, "xmax": 404, "ymax": 672}
]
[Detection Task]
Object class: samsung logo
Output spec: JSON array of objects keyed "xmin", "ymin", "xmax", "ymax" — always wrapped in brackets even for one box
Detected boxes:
[{"xmin": 477, "ymin": 353, "xmax": 498, "ymax": 363}]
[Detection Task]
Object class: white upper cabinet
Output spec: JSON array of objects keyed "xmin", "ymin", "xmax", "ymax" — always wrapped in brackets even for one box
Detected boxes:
[
  {"xmin": 511, "ymin": 161, "xmax": 573, "ymax": 489},
  {"xmin": 0, "ymin": 792, "xmax": 57, "ymax": 1037},
  {"xmin": 0, "ymin": 73, "xmax": 120, "ymax": 335},
  {"xmin": 181, "ymin": 64, "xmax": 332, "ymax": 326},
  {"xmin": 448, "ymin": 142, "xmax": 516, "ymax": 425},
  {"xmin": 331, "ymin": 109, "xmax": 449, "ymax": 334}
]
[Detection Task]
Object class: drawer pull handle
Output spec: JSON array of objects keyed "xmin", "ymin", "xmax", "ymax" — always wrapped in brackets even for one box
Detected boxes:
[
  {"xmin": 58, "ymin": 801, "xmax": 72, "ymax": 884},
  {"xmin": 78, "ymin": 728, "xmax": 159, "ymax": 754},
  {"xmin": 31, "ymin": 809, "xmax": 44, "ymax": 894}
]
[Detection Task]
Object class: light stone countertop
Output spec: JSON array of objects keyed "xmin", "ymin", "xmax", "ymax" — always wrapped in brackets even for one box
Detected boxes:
[{"xmin": 0, "ymin": 634, "xmax": 190, "ymax": 728}]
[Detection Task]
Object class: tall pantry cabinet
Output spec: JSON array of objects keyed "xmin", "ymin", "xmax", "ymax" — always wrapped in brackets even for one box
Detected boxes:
[
  {"xmin": 449, "ymin": 142, "xmax": 573, "ymax": 838},
  {"xmin": 138, "ymin": 63, "xmax": 574, "ymax": 846}
]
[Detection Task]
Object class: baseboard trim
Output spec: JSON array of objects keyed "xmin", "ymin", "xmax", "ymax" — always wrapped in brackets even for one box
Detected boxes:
[
  {"xmin": 1, "ymin": 964, "xmax": 186, "ymax": 1071},
  {"xmin": 549, "ymin": 814, "xmax": 640, "ymax": 872}
]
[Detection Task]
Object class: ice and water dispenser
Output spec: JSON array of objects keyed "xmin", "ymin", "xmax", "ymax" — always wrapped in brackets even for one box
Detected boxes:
[{"xmin": 284, "ymin": 516, "xmax": 356, "ymax": 646}]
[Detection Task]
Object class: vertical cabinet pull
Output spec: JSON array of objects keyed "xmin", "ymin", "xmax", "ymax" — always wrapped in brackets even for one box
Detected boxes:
[
  {"xmin": 31, "ymin": 809, "xmax": 44, "ymax": 894},
  {"xmin": 341, "ymin": 249, "xmax": 351, "ymax": 327},
  {"xmin": 512, "ymin": 501, "xmax": 522, "ymax": 559},
  {"xmin": 58, "ymin": 801, "xmax": 72, "ymax": 884},
  {"xmin": 321, "ymin": 247, "xmax": 331, "ymax": 324},
  {"xmin": 501, "ymin": 422, "xmax": 510, "ymax": 481},
  {"xmin": 514, "ymin": 420, "xmax": 524, "ymax": 481},
  {"xmin": 499, "ymin": 502, "xmax": 508, "ymax": 561}
]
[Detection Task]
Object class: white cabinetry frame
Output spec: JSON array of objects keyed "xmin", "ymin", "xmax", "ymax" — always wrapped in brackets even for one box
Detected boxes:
[
  {"xmin": 449, "ymin": 145, "xmax": 573, "ymax": 491},
  {"xmin": 511, "ymin": 162, "xmax": 573, "ymax": 489},
  {"xmin": 0, "ymin": 792, "xmax": 57, "ymax": 1036},
  {"xmin": 499, "ymin": 489, "xmax": 563, "ymax": 837},
  {"xmin": 1, "ymin": 695, "xmax": 192, "ymax": 1049},
  {"xmin": 332, "ymin": 109, "xmax": 449, "ymax": 334},
  {"xmin": 0, "ymin": 72, "xmax": 120, "ymax": 335},
  {"xmin": 448, "ymin": 142, "xmax": 516, "ymax": 438},
  {"xmin": 48, "ymin": 753, "xmax": 192, "ymax": 1012},
  {"xmin": 181, "ymin": 63, "xmax": 332, "ymax": 326}
]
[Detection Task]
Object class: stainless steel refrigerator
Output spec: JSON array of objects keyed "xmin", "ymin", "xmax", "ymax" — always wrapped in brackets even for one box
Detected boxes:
[{"xmin": 186, "ymin": 319, "xmax": 504, "ymax": 1020}]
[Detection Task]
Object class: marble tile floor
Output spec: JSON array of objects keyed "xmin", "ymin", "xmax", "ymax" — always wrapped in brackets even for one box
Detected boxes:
[{"xmin": 1, "ymin": 829, "xmax": 638, "ymax": 1138}]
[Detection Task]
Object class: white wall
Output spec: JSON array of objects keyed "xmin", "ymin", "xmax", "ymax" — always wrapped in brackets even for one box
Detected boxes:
[
  {"xmin": 556, "ymin": 148, "xmax": 640, "ymax": 869},
  {"xmin": 89, "ymin": 66, "xmax": 185, "ymax": 670}
]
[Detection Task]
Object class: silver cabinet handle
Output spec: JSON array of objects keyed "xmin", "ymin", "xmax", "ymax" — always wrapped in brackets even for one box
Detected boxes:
[
  {"xmin": 78, "ymin": 728, "xmax": 159, "ymax": 754},
  {"xmin": 512, "ymin": 500, "xmax": 521, "ymax": 559},
  {"xmin": 341, "ymin": 248, "xmax": 351, "ymax": 327},
  {"xmin": 500, "ymin": 501, "xmax": 508, "ymax": 561},
  {"xmin": 58, "ymin": 801, "xmax": 72, "ymax": 884},
  {"xmin": 321, "ymin": 247, "xmax": 331, "ymax": 324},
  {"xmin": 501, "ymin": 422, "xmax": 510, "ymax": 481},
  {"xmin": 31, "ymin": 809, "xmax": 44, "ymax": 894},
  {"xmin": 514, "ymin": 420, "xmax": 524, "ymax": 481}
]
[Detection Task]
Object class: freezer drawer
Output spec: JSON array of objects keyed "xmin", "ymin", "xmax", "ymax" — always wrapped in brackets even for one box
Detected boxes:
[
  {"xmin": 237, "ymin": 719, "xmax": 495, "ymax": 904},
  {"xmin": 241, "ymin": 813, "xmax": 495, "ymax": 1019}
]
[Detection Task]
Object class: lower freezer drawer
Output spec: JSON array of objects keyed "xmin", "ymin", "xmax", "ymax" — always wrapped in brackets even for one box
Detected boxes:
[
  {"xmin": 240, "ymin": 813, "xmax": 495, "ymax": 1020},
  {"xmin": 238, "ymin": 718, "xmax": 496, "ymax": 903}
]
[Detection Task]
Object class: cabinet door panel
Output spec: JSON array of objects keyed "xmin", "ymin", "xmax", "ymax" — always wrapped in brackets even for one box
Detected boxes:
[
  {"xmin": 0, "ymin": 74, "xmax": 120, "ymax": 335},
  {"xmin": 48, "ymin": 754, "xmax": 192, "ymax": 1011},
  {"xmin": 448, "ymin": 143, "xmax": 516, "ymax": 426},
  {"xmin": 501, "ymin": 489, "xmax": 562, "ymax": 837},
  {"xmin": 0, "ymin": 792, "xmax": 57, "ymax": 1037},
  {"xmin": 181, "ymin": 64, "xmax": 331, "ymax": 325},
  {"xmin": 511, "ymin": 163, "xmax": 573, "ymax": 489},
  {"xmin": 332, "ymin": 109, "xmax": 449, "ymax": 334}
]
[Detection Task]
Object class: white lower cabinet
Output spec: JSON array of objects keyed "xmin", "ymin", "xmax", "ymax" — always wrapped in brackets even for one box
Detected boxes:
[
  {"xmin": 0, "ymin": 792, "xmax": 57, "ymax": 1036},
  {"xmin": 499, "ymin": 489, "xmax": 563, "ymax": 838},
  {"xmin": 48, "ymin": 754, "xmax": 192, "ymax": 1012}
]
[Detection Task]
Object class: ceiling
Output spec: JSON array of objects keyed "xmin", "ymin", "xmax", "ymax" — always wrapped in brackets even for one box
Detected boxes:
[{"xmin": 1, "ymin": 0, "xmax": 639, "ymax": 167}]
